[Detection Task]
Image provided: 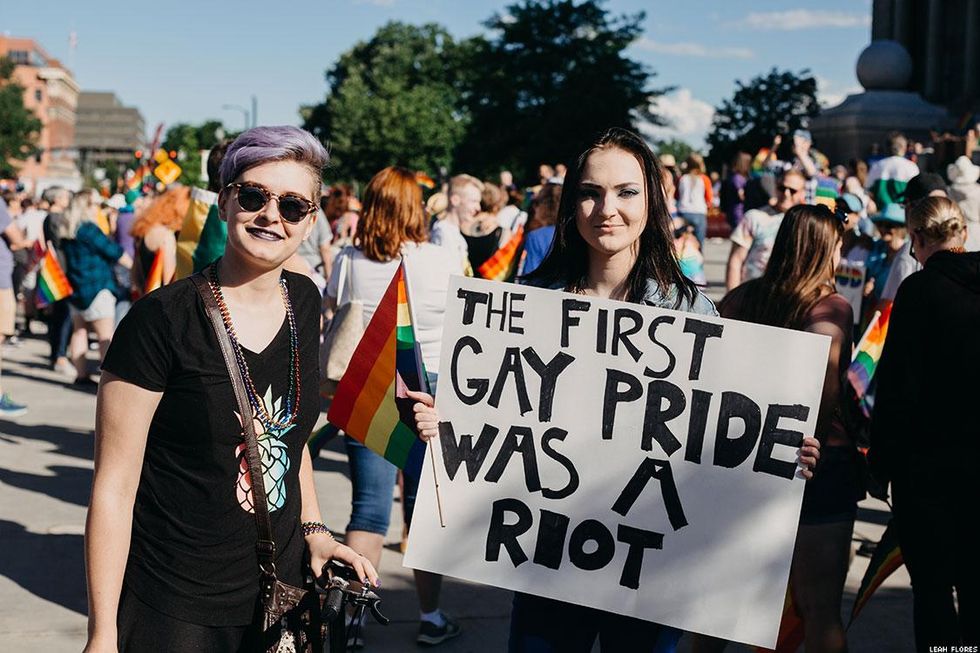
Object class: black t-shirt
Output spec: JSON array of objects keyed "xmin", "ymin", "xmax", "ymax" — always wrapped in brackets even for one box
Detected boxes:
[{"xmin": 102, "ymin": 270, "xmax": 320, "ymax": 626}]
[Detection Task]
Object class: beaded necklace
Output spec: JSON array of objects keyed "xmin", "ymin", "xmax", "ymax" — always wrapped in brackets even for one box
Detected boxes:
[{"xmin": 207, "ymin": 265, "xmax": 301, "ymax": 431}]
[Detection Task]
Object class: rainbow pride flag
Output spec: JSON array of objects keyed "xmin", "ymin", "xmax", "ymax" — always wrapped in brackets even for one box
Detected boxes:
[
  {"xmin": 478, "ymin": 226, "xmax": 524, "ymax": 282},
  {"xmin": 327, "ymin": 264, "xmax": 427, "ymax": 472},
  {"xmin": 144, "ymin": 248, "xmax": 165, "ymax": 295},
  {"xmin": 126, "ymin": 165, "xmax": 149, "ymax": 192},
  {"xmin": 754, "ymin": 587, "xmax": 804, "ymax": 653},
  {"xmin": 415, "ymin": 171, "xmax": 436, "ymax": 189},
  {"xmin": 848, "ymin": 302, "xmax": 892, "ymax": 413},
  {"xmin": 35, "ymin": 248, "xmax": 73, "ymax": 308},
  {"xmin": 848, "ymin": 519, "xmax": 904, "ymax": 628}
]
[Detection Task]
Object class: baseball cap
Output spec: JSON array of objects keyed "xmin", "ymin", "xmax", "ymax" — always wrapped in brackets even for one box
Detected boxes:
[
  {"xmin": 836, "ymin": 193, "xmax": 863, "ymax": 214},
  {"xmin": 901, "ymin": 173, "xmax": 946, "ymax": 203}
]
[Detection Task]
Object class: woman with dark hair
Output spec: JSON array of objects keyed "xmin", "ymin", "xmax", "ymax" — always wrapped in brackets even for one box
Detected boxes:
[
  {"xmin": 413, "ymin": 127, "xmax": 821, "ymax": 651},
  {"xmin": 325, "ymin": 166, "xmax": 463, "ymax": 646},
  {"xmin": 517, "ymin": 181, "xmax": 562, "ymax": 275},
  {"xmin": 85, "ymin": 126, "xmax": 377, "ymax": 652},
  {"xmin": 710, "ymin": 203, "xmax": 857, "ymax": 653},
  {"xmin": 870, "ymin": 197, "xmax": 979, "ymax": 650}
]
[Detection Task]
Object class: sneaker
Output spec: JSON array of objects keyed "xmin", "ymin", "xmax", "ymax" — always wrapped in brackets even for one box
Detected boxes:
[
  {"xmin": 53, "ymin": 359, "xmax": 75, "ymax": 378},
  {"xmin": 417, "ymin": 613, "xmax": 461, "ymax": 646},
  {"xmin": 0, "ymin": 393, "xmax": 28, "ymax": 418}
]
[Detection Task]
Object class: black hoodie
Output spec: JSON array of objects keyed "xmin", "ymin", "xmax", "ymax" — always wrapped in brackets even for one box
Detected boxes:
[{"xmin": 869, "ymin": 250, "xmax": 980, "ymax": 504}]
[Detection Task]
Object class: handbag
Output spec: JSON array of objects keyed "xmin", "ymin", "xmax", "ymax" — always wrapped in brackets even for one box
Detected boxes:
[
  {"xmin": 191, "ymin": 271, "xmax": 324, "ymax": 653},
  {"xmin": 319, "ymin": 248, "xmax": 364, "ymax": 398}
]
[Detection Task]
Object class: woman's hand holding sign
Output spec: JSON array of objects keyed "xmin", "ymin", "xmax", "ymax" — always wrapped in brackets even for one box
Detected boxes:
[{"xmin": 798, "ymin": 436, "xmax": 820, "ymax": 479}]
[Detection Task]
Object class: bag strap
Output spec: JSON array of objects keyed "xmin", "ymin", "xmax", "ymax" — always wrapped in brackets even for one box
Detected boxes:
[
  {"xmin": 190, "ymin": 269, "xmax": 278, "ymax": 577},
  {"xmin": 338, "ymin": 246, "xmax": 353, "ymax": 306}
]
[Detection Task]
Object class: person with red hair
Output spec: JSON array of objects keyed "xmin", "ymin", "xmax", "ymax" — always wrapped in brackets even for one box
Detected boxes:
[{"xmin": 325, "ymin": 166, "xmax": 464, "ymax": 646}]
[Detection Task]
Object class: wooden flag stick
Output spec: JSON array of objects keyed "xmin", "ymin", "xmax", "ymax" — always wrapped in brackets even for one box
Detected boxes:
[{"xmin": 400, "ymin": 254, "xmax": 446, "ymax": 527}]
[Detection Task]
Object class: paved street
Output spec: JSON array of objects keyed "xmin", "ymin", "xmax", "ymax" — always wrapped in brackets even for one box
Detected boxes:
[{"xmin": 0, "ymin": 240, "xmax": 913, "ymax": 652}]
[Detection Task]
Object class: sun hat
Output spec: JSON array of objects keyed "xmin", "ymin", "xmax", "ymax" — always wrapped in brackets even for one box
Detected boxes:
[
  {"xmin": 105, "ymin": 194, "xmax": 127, "ymax": 210},
  {"xmin": 947, "ymin": 155, "xmax": 980, "ymax": 185},
  {"xmin": 658, "ymin": 153, "xmax": 677, "ymax": 168},
  {"xmin": 871, "ymin": 202, "xmax": 906, "ymax": 225}
]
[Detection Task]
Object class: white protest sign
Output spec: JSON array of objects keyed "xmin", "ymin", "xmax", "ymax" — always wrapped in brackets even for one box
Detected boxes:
[
  {"xmin": 836, "ymin": 262, "xmax": 866, "ymax": 325},
  {"xmin": 404, "ymin": 277, "xmax": 830, "ymax": 648}
]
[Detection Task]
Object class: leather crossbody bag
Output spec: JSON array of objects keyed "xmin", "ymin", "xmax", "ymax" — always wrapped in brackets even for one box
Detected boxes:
[{"xmin": 192, "ymin": 271, "xmax": 324, "ymax": 653}]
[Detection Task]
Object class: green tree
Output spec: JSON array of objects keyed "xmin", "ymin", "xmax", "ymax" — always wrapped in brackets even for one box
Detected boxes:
[
  {"xmin": 0, "ymin": 57, "xmax": 42, "ymax": 178},
  {"xmin": 160, "ymin": 120, "xmax": 228, "ymax": 187},
  {"xmin": 706, "ymin": 68, "xmax": 819, "ymax": 168},
  {"xmin": 455, "ymin": 0, "xmax": 666, "ymax": 182},
  {"xmin": 654, "ymin": 138, "xmax": 694, "ymax": 165},
  {"xmin": 302, "ymin": 22, "xmax": 469, "ymax": 184}
]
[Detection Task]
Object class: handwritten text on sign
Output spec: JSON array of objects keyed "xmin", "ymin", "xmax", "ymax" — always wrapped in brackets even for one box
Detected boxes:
[{"xmin": 403, "ymin": 277, "xmax": 830, "ymax": 648}]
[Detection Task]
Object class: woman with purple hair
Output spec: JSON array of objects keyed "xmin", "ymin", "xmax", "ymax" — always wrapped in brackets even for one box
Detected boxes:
[{"xmin": 84, "ymin": 126, "xmax": 378, "ymax": 652}]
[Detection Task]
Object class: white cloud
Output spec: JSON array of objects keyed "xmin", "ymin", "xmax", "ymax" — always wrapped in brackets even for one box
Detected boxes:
[
  {"xmin": 640, "ymin": 88, "xmax": 715, "ymax": 148},
  {"xmin": 741, "ymin": 10, "xmax": 871, "ymax": 31},
  {"xmin": 815, "ymin": 76, "xmax": 862, "ymax": 108},
  {"xmin": 634, "ymin": 37, "xmax": 754, "ymax": 60}
]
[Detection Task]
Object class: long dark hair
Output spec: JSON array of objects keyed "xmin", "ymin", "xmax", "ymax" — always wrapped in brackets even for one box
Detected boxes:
[
  {"xmin": 523, "ymin": 127, "xmax": 697, "ymax": 307},
  {"xmin": 723, "ymin": 204, "xmax": 843, "ymax": 329}
]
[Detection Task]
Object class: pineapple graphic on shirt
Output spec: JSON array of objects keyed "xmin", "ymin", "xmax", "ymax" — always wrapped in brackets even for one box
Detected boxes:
[{"xmin": 235, "ymin": 387, "xmax": 294, "ymax": 513}]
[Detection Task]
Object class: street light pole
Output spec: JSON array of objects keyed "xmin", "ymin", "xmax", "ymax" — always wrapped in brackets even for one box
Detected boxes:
[{"xmin": 222, "ymin": 104, "xmax": 250, "ymax": 131}]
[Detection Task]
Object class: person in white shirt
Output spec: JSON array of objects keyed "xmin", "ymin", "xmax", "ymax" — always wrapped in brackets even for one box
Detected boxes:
[
  {"xmin": 430, "ymin": 174, "xmax": 483, "ymax": 275},
  {"xmin": 726, "ymin": 170, "xmax": 806, "ymax": 290},
  {"xmin": 326, "ymin": 166, "xmax": 465, "ymax": 646},
  {"xmin": 865, "ymin": 132, "xmax": 920, "ymax": 196}
]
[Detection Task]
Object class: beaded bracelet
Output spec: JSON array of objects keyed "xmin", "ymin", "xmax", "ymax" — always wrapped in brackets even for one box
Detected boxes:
[{"xmin": 301, "ymin": 521, "xmax": 333, "ymax": 538}]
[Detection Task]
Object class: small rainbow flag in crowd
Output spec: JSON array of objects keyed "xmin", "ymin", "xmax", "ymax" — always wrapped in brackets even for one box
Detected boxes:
[
  {"xmin": 754, "ymin": 587, "xmax": 804, "ymax": 653},
  {"xmin": 848, "ymin": 519, "xmax": 904, "ymax": 628},
  {"xmin": 126, "ymin": 165, "xmax": 149, "ymax": 191},
  {"xmin": 415, "ymin": 171, "xmax": 436, "ymax": 189},
  {"xmin": 328, "ymin": 264, "xmax": 427, "ymax": 473},
  {"xmin": 35, "ymin": 247, "xmax": 74, "ymax": 308},
  {"xmin": 752, "ymin": 147, "xmax": 772, "ymax": 172},
  {"xmin": 847, "ymin": 302, "xmax": 892, "ymax": 414},
  {"xmin": 478, "ymin": 226, "xmax": 525, "ymax": 282},
  {"xmin": 144, "ymin": 249, "xmax": 165, "ymax": 295}
]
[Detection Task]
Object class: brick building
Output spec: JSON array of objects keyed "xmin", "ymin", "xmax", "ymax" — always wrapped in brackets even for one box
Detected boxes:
[{"xmin": 0, "ymin": 36, "xmax": 82, "ymax": 192}]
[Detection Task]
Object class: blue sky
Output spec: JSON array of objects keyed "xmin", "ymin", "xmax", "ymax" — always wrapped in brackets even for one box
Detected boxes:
[{"xmin": 1, "ymin": 0, "xmax": 872, "ymax": 148}]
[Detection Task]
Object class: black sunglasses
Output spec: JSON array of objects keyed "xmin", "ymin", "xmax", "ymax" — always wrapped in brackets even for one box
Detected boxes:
[{"xmin": 226, "ymin": 182, "xmax": 316, "ymax": 224}]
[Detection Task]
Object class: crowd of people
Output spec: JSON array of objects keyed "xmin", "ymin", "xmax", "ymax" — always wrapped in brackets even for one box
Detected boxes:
[{"xmin": 1, "ymin": 119, "xmax": 977, "ymax": 652}]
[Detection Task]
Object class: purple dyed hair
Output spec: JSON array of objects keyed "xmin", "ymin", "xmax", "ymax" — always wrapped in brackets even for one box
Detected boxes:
[{"xmin": 219, "ymin": 126, "xmax": 328, "ymax": 199}]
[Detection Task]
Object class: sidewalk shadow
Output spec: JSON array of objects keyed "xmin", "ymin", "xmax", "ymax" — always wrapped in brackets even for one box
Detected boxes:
[
  {"xmin": 0, "ymin": 519, "xmax": 86, "ymax": 615},
  {"xmin": 311, "ymin": 435, "xmax": 352, "ymax": 480},
  {"xmin": 1, "ymin": 367, "xmax": 95, "ymax": 394},
  {"xmin": 0, "ymin": 465, "xmax": 92, "ymax": 507},
  {"xmin": 0, "ymin": 420, "xmax": 93, "ymax": 461}
]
